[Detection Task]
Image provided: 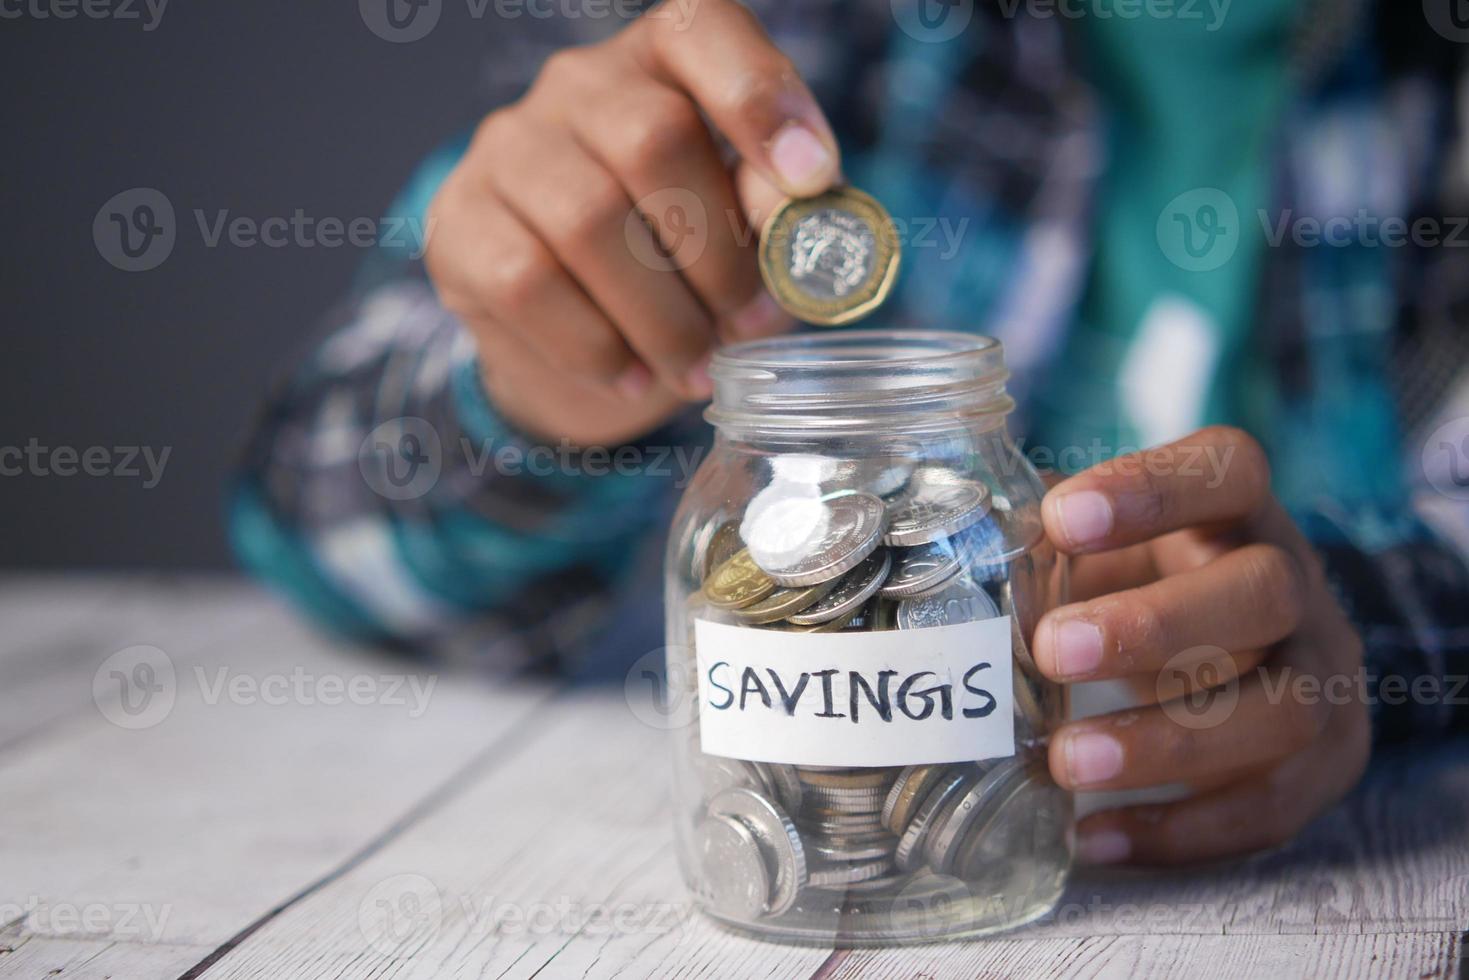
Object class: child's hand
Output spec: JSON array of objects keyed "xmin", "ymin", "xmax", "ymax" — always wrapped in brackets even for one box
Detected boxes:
[
  {"xmin": 1035, "ymin": 426, "xmax": 1370, "ymax": 865},
  {"xmin": 426, "ymin": 0, "xmax": 835, "ymax": 446}
]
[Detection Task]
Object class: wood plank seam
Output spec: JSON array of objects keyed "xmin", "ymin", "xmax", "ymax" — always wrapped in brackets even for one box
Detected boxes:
[{"xmin": 175, "ymin": 683, "xmax": 568, "ymax": 980}]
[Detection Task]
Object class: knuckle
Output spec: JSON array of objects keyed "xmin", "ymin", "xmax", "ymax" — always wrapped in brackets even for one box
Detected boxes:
[
  {"xmin": 718, "ymin": 68, "xmax": 792, "ymax": 128},
  {"xmin": 538, "ymin": 48, "xmax": 595, "ymax": 89},
  {"xmin": 485, "ymin": 249, "xmax": 554, "ymax": 317},
  {"xmin": 555, "ymin": 176, "xmax": 627, "ymax": 251},
  {"xmin": 618, "ymin": 98, "xmax": 705, "ymax": 176},
  {"xmin": 565, "ymin": 330, "xmax": 630, "ymax": 380},
  {"xmin": 1156, "ymin": 718, "xmax": 1201, "ymax": 771},
  {"xmin": 1208, "ymin": 425, "xmax": 1272, "ymax": 507},
  {"xmin": 1132, "ymin": 464, "xmax": 1173, "ymax": 527},
  {"xmin": 1120, "ymin": 591, "xmax": 1170, "ymax": 662},
  {"xmin": 471, "ymin": 109, "xmax": 519, "ymax": 153},
  {"xmin": 1245, "ymin": 545, "xmax": 1307, "ymax": 635}
]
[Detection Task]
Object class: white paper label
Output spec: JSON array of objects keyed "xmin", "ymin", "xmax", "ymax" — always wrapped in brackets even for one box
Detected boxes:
[{"xmin": 694, "ymin": 617, "xmax": 1014, "ymax": 767}]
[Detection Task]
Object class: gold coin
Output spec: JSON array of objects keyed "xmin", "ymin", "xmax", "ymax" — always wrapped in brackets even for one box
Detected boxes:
[
  {"xmin": 758, "ymin": 186, "xmax": 901, "ymax": 326},
  {"xmin": 796, "ymin": 768, "xmax": 895, "ymax": 790},
  {"xmin": 731, "ymin": 578, "xmax": 839, "ymax": 625},
  {"xmin": 704, "ymin": 548, "xmax": 778, "ymax": 609},
  {"xmin": 882, "ymin": 764, "xmax": 950, "ymax": 834}
]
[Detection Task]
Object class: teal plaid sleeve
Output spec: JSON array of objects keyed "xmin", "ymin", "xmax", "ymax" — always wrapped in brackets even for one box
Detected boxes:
[{"xmin": 230, "ymin": 276, "xmax": 688, "ymax": 666}]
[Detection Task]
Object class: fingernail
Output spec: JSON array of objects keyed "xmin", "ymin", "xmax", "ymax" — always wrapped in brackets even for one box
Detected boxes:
[
  {"xmin": 769, "ymin": 123, "xmax": 834, "ymax": 194},
  {"xmin": 1055, "ymin": 490, "xmax": 1113, "ymax": 548},
  {"xmin": 728, "ymin": 292, "xmax": 791, "ymax": 339},
  {"xmin": 684, "ymin": 356, "xmax": 713, "ymax": 399},
  {"xmin": 1053, "ymin": 619, "xmax": 1103, "ymax": 678},
  {"xmin": 1064, "ymin": 732, "xmax": 1124, "ymax": 787},
  {"xmin": 1077, "ymin": 829, "xmax": 1131, "ymax": 865},
  {"xmin": 614, "ymin": 363, "xmax": 652, "ymax": 401}
]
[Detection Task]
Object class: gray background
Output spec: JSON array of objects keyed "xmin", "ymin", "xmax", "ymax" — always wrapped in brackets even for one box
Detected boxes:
[{"xmin": 1, "ymin": 1, "xmax": 501, "ymax": 568}]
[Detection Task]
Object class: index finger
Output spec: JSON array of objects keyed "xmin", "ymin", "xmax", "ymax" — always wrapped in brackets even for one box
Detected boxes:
[
  {"xmin": 1041, "ymin": 426, "xmax": 1272, "ymax": 554},
  {"xmin": 620, "ymin": 0, "xmax": 841, "ymax": 197}
]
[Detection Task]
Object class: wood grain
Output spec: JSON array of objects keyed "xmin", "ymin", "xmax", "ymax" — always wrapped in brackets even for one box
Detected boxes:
[{"xmin": 1, "ymin": 580, "xmax": 1465, "ymax": 980}]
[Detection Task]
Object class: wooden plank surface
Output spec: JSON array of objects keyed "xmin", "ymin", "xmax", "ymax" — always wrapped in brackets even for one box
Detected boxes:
[
  {"xmin": 0, "ymin": 578, "xmax": 557, "ymax": 978},
  {"xmin": 1, "ymin": 579, "xmax": 1466, "ymax": 980}
]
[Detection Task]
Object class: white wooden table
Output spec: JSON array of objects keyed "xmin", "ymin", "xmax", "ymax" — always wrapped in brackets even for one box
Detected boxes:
[{"xmin": 0, "ymin": 577, "xmax": 1464, "ymax": 979}]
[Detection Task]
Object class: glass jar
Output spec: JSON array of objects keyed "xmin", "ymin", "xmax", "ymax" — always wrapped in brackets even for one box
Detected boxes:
[{"xmin": 664, "ymin": 330, "xmax": 1073, "ymax": 944}]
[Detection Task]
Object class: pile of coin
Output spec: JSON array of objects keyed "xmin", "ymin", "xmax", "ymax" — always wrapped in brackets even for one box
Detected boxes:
[{"xmin": 681, "ymin": 456, "xmax": 1066, "ymax": 922}]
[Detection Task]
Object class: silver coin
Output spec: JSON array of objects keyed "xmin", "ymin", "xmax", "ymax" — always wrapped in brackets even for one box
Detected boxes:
[
  {"xmin": 1001, "ymin": 571, "xmax": 1042, "ymax": 679},
  {"xmin": 923, "ymin": 759, "xmax": 1023, "ymax": 875},
  {"xmin": 786, "ymin": 549, "xmax": 891, "ymax": 625},
  {"xmin": 764, "ymin": 764, "xmax": 804, "ymax": 813},
  {"xmin": 879, "ymin": 541, "xmax": 965, "ymax": 599},
  {"xmin": 810, "ymin": 832, "xmax": 898, "ymax": 863},
  {"xmin": 787, "ymin": 208, "xmax": 878, "ymax": 301},
  {"xmin": 953, "ymin": 766, "xmax": 1070, "ymax": 885},
  {"xmin": 748, "ymin": 761, "xmax": 780, "ymax": 799},
  {"xmin": 937, "ymin": 514, "xmax": 1002, "ymax": 580},
  {"xmin": 883, "ymin": 469, "xmax": 991, "ymax": 546},
  {"xmin": 695, "ymin": 756, "xmax": 767, "ymax": 801},
  {"xmin": 802, "ymin": 818, "xmax": 886, "ymax": 838},
  {"xmin": 894, "ymin": 770, "xmax": 969, "ymax": 872},
  {"xmin": 856, "ymin": 454, "xmax": 919, "ymax": 497},
  {"xmin": 752, "ymin": 493, "xmax": 887, "ymax": 587},
  {"xmin": 801, "ymin": 785, "xmax": 891, "ymax": 811},
  {"xmin": 709, "ymin": 788, "xmax": 808, "ymax": 916},
  {"xmin": 836, "ymin": 870, "xmax": 907, "ymax": 896},
  {"xmin": 699, "ymin": 814, "xmax": 770, "ymax": 919},
  {"xmin": 806, "ymin": 857, "xmax": 894, "ymax": 889},
  {"xmin": 895, "ymin": 580, "xmax": 1002, "ymax": 630},
  {"xmin": 1012, "ymin": 668, "xmax": 1047, "ymax": 739}
]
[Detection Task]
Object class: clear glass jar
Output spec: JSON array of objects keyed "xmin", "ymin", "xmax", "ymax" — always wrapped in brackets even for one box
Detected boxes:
[{"xmin": 664, "ymin": 330, "xmax": 1073, "ymax": 944}]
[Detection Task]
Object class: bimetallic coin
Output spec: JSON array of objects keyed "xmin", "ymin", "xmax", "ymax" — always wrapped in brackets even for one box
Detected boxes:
[
  {"xmin": 882, "ymin": 764, "xmax": 951, "ymax": 834},
  {"xmin": 879, "ymin": 541, "xmax": 965, "ymax": 599},
  {"xmin": 753, "ymin": 491, "xmax": 886, "ymax": 587},
  {"xmin": 709, "ymin": 788, "xmax": 808, "ymax": 916},
  {"xmin": 894, "ymin": 770, "xmax": 968, "ymax": 872},
  {"xmin": 731, "ymin": 577, "xmax": 838, "ymax": 625},
  {"xmin": 705, "ymin": 549, "xmax": 779, "ymax": 609},
  {"xmin": 786, "ymin": 550, "xmax": 891, "ymax": 625},
  {"xmin": 699, "ymin": 814, "xmax": 770, "ymax": 920},
  {"xmin": 923, "ymin": 760, "xmax": 1023, "ymax": 875},
  {"xmin": 758, "ymin": 186, "xmax": 901, "ymax": 326},
  {"xmin": 896, "ymin": 581, "xmax": 1002, "ymax": 630},
  {"xmin": 883, "ymin": 469, "xmax": 992, "ymax": 546}
]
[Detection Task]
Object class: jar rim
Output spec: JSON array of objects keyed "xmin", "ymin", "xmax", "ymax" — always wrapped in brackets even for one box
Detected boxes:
[
  {"xmin": 711, "ymin": 329, "xmax": 1001, "ymax": 375},
  {"xmin": 706, "ymin": 329, "xmax": 1012, "ymax": 437}
]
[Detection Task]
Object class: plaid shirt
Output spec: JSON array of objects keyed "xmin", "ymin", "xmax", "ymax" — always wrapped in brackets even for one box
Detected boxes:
[{"xmin": 234, "ymin": 0, "xmax": 1469, "ymax": 743}]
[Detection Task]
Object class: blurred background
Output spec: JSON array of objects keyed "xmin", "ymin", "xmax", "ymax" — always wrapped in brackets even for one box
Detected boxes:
[{"xmin": 1, "ymin": 2, "xmax": 497, "ymax": 568}]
